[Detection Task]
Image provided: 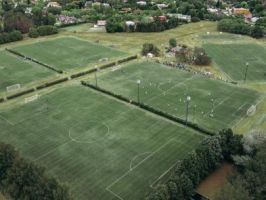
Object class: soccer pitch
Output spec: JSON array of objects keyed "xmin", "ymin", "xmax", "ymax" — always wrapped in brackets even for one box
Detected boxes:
[
  {"xmin": 93, "ymin": 61, "xmax": 260, "ymax": 132},
  {"xmin": 203, "ymin": 43, "xmax": 266, "ymax": 82},
  {"xmin": 12, "ymin": 37, "xmax": 127, "ymax": 72},
  {"xmin": 0, "ymin": 50, "xmax": 55, "ymax": 94},
  {"xmin": 0, "ymin": 85, "xmax": 204, "ymax": 200}
]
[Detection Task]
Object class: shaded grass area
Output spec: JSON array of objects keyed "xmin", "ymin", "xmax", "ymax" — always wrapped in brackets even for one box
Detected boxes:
[
  {"xmin": 0, "ymin": 85, "xmax": 204, "ymax": 200},
  {"xmin": 12, "ymin": 37, "xmax": 127, "ymax": 72},
  {"xmin": 94, "ymin": 61, "xmax": 260, "ymax": 132},
  {"xmin": 0, "ymin": 50, "xmax": 55, "ymax": 93},
  {"xmin": 203, "ymin": 43, "xmax": 266, "ymax": 82}
]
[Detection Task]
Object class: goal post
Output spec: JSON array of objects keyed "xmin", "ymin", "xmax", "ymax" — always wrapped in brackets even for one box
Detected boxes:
[
  {"xmin": 6, "ymin": 84, "xmax": 21, "ymax": 92},
  {"xmin": 24, "ymin": 94, "xmax": 39, "ymax": 104},
  {"xmin": 247, "ymin": 105, "xmax": 256, "ymax": 116}
]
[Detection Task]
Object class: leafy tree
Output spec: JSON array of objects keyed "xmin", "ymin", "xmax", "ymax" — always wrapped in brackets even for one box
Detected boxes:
[
  {"xmin": 169, "ymin": 38, "xmax": 177, "ymax": 48},
  {"xmin": 193, "ymin": 47, "xmax": 211, "ymax": 65},
  {"xmin": 29, "ymin": 27, "xmax": 39, "ymax": 38},
  {"xmin": 142, "ymin": 43, "xmax": 160, "ymax": 56},
  {"xmin": 3, "ymin": 11, "xmax": 33, "ymax": 33},
  {"xmin": 251, "ymin": 25, "xmax": 264, "ymax": 38}
]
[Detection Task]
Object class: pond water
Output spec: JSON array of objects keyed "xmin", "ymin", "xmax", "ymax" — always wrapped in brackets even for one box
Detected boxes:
[{"xmin": 196, "ymin": 162, "xmax": 234, "ymax": 200}]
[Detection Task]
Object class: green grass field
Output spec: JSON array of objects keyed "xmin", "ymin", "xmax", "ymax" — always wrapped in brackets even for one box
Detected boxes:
[
  {"xmin": 0, "ymin": 50, "xmax": 55, "ymax": 94},
  {"xmin": 0, "ymin": 85, "xmax": 204, "ymax": 200},
  {"xmin": 12, "ymin": 37, "xmax": 127, "ymax": 72},
  {"xmin": 93, "ymin": 61, "xmax": 260, "ymax": 132},
  {"xmin": 203, "ymin": 43, "xmax": 266, "ymax": 82}
]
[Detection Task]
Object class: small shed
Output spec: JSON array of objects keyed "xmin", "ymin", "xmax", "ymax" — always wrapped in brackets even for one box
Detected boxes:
[{"xmin": 97, "ymin": 20, "xmax": 107, "ymax": 26}]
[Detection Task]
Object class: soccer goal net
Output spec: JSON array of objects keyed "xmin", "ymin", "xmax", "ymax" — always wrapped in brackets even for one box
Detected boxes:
[
  {"xmin": 25, "ymin": 94, "xmax": 39, "ymax": 104},
  {"xmin": 247, "ymin": 105, "xmax": 256, "ymax": 116},
  {"xmin": 6, "ymin": 84, "xmax": 21, "ymax": 92}
]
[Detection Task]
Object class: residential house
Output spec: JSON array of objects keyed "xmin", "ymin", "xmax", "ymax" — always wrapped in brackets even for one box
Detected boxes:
[
  {"xmin": 47, "ymin": 2, "xmax": 61, "ymax": 8},
  {"xmin": 136, "ymin": 1, "xmax": 147, "ymax": 6},
  {"xmin": 97, "ymin": 20, "xmax": 107, "ymax": 26}
]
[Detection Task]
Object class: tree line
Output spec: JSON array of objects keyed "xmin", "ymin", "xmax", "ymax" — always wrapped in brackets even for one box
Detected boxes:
[
  {"xmin": 218, "ymin": 18, "xmax": 264, "ymax": 38},
  {"xmin": 0, "ymin": 142, "xmax": 72, "ymax": 200},
  {"xmin": 145, "ymin": 129, "xmax": 244, "ymax": 200}
]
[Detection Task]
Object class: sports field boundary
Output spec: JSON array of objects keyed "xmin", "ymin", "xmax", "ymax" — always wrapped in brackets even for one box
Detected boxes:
[
  {"xmin": 5, "ymin": 48, "xmax": 63, "ymax": 74},
  {"xmin": 0, "ymin": 55, "xmax": 137, "ymax": 104},
  {"xmin": 81, "ymin": 81, "xmax": 216, "ymax": 136}
]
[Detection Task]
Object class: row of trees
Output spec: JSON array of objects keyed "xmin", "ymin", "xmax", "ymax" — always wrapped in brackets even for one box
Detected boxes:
[
  {"xmin": 146, "ymin": 129, "xmax": 244, "ymax": 200},
  {"xmin": 106, "ymin": 17, "xmax": 179, "ymax": 33},
  {"xmin": 0, "ymin": 143, "xmax": 72, "ymax": 200},
  {"xmin": 218, "ymin": 18, "xmax": 264, "ymax": 38}
]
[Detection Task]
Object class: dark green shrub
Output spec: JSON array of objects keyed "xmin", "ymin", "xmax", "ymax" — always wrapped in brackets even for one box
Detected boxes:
[
  {"xmin": 37, "ymin": 25, "xmax": 58, "ymax": 36},
  {"xmin": 28, "ymin": 27, "xmax": 39, "ymax": 38}
]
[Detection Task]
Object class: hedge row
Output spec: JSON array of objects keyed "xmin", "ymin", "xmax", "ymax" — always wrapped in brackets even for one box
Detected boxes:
[
  {"xmin": 0, "ymin": 31, "xmax": 23, "ymax": 45},
  {"xmin": 5, "ymin": 48, "xmax": 63, "ymax": 74},
  {"xmin": 36, "ymin": 77, "xmax": 68, "ymax": 90},
  {"xmin": 117, "ymin": 55, "xmax": 138, "ymax": 64},
  {"xmin": 70, "ymin": 68, "xmax": 96, "ymax": 79},
  {"xmin": 0, "ymin": 98, "xmax": 5, "ymax": 103},
  {"xmin": 6, "ymin": 88, "xmax": 35, "ymax": 100},
  {"xmin": 71, "ymin": 55, "xmax": 137, "ymax": 79},
  {"xmin": 81, "ymin": 81, "xmax": 215, "ymax": 136}
]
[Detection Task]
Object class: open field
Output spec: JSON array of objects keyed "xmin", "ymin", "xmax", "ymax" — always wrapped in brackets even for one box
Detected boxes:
[
  {"xmin": 0, "ymin": 85, "xmax": 204, "ymax": 200},
  {"xmin": 0, "ymin": 50, "xmax": 55, "ymax": 94},
  {"xmin": 12, "ymin": 37, "xmax": 127, "ymax": 72},
  {"xmin": 64, "ymin": 21, "xmax": 217, "ymax": 54},
  {"xmin": 203, "ymin": 43, "xmax": 266, "ymax": 82},
  {"xmin": 93, "ymin": 61, "xmax": 260, "ymax": 132}
]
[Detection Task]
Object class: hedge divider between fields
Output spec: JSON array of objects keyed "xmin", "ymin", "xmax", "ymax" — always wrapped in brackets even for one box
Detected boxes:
[
  {"xmin": 0, "ymin": 98, "xmax": 4, "ymax": 103},
  {"xmin": 70, "ymin": 55, "xmax": 138, "ymax": 79},
  {"xmin": 36, "ymin": 77, "xmax": 69, "ymax": 90},
  {"xmin": 6, "ymin": 88, "xmax": 35, "ymax": 100},
  {"xmin": 81, "ymin": 81, "xmax": 216, "ymax": 136},
  {"xmin": 5, "ymin": 48, "xmax": 63, "ymax": 74}
]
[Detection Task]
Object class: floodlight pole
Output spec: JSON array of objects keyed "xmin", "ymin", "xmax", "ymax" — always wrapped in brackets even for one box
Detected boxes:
[
  {"xmin": 244, "ymin": 62, "xmax": 249, "ymax": 83},
  {"xmin": 137, "ymin": 80, "xmax": 141, "ymax": 103},
  {"xmin": 185, "ymin": 96, "xmax": 191, "ymax": 125}
]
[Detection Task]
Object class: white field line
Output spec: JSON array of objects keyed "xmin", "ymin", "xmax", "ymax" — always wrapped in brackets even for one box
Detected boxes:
[
  {"xmin": 231, "ymin": 103, "xmax": 248, "ymax": 117},
  {"xmin": 0, "ymin": 113, "xmax": 14, "ymax": 126},
  {"xmin": 149, "ymin": 75, "xmax": 196, "ymax": 102},
  {"xmin": 129, "ymin": 152, "xmax": 152, "ymax": 170},
  {"xmin": 150, "ymin": 161, "xmax": 179, "ymax": 189},
  {"xmin": 106, "ymin": 138, "xmax": 176, "ymax": 191},
  {"xmin": 106, "ymin": 188, "xmax": 124, "ymax": 200},
  {"xmin": 33, "ymin": 141, "xmax": 71, "ymax": 162},
  {"xmin": 203, "ymin": 92, "xmax": 235, "ymax": 118}
]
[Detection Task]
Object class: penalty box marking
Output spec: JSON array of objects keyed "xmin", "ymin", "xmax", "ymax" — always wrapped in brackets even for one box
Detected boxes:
[{"xmin": 106, "ymin": 138, "xmax": 181, "ymax": 199}]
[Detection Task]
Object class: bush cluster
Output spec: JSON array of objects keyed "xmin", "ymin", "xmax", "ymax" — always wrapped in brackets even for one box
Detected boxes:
[
  {"xmin": 29, "ymin": 25, "xmax": 58, "ymax": 38},
  {"xmin": 0, "ymin": 31, "xmax": 23, "ymax": 45}
]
